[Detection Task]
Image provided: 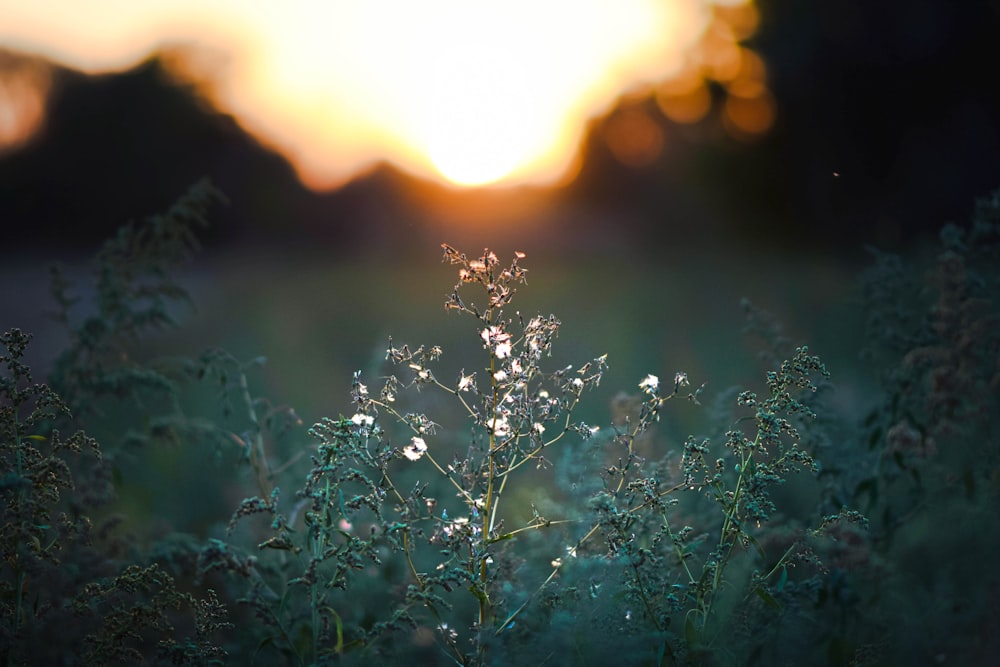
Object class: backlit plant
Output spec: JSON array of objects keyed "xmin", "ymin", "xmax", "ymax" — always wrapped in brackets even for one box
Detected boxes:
[
  {"xmin": 212, "ymin": 244, "xmax": 862, "ymax": 666},
  {"xmin": 8, "ymin": 182, "xmax": 998, "ymax": 665}
]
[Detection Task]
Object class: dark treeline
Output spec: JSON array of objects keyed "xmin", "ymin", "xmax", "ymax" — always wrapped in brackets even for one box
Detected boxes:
[{"xmin": 1, "ymin": 0, "xmax": 998, "ymax": 258}]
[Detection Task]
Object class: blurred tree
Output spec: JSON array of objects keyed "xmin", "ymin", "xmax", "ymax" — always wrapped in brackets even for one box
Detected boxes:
[
  {"xmin": 0, "ymin": 52, "xmax": 356, "ymax": 252},
  {"xmin": 566, "ymin": 0, "xmax": 1000, "ymax": 254},
  {"xmin": 3, "ymin": 0, "xmax": 998, "ymax": 257}
]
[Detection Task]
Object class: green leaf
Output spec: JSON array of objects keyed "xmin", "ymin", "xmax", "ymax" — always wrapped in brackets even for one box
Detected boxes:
[
  {"xmin": 251, "ymin": 635, "xmax": 276, "ymax": 662},
  {"xmin": 323, "ymin": 606, "xmax": 344, "ymax": 654},
  {"xmin": 745, "ymin": 532, "xmax": 767, "ymax": 560},
  {"xmin": 338, "ymin": 488, "xmax": 348, "ymax": 517},
  {"xmin": 258, "ymin": 535, "xmax": 296, "ymax": 551},
  {"xmin": 685, "ymin": 615, "xmax": 699, "ymax": 649},
  {"xmin": 754, "ymin": 586, "xmax": 782, "ymax": 611},
  {"xmin": 776, "ymin": 565, "xmax": 788, "ymax": 592},
  {"xmin": 467, "ymin": 584, "xmax": 488, "ymax": 604},
  {"xmin": 655, "ymin": 638, "xmax": 671, "ymax": 666}
]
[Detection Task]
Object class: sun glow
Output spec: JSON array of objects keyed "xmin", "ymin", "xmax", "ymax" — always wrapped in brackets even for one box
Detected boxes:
[{"xmin": 0, "ymin": 0, "xmax": 763, "ymax": 189}]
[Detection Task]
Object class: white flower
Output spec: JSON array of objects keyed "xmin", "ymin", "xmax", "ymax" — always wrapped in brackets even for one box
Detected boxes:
[
  {"xmin": 443, "ymin": 516, "xmax": 470, "ymax": 537},
  {"xmin": 356, "ymin": 383, "xmax": 368, "ymax": 396},
  {"xmin": 402, "ymin": 436, "xmax": 428, "ymax": 461},
  {"xmin": 674, "ymin": 372, "xmax": 689, "ymax": 387},
  {"xmin": 639, "ymin": 374, "xmax": 659, "ymax": 394},
  {"xmin": 532, "ymin": 422, "xmax": 545, "ymax": 435},
  {"xmin": 480, "ymin": 326, "xmax": 512, "ymax": 358},
  {"xmin": 458, "ymin": 374, "xmax": 474, "ymax": 392},
  {"xmin": 572, "ymin": 377, "xmax": 584, "ymax": 389},
  {"xmin": 408, "ymin": 363, "xmax": 431, "ymax": 381},
  {"xmin": 351, "ymin": 413, "xmax": 374, "ymax": 427},
  {"xmin": 488, "ymin": 415, "xmax": 511, "ymax": 438},
  {"xmin": 493, "ymin": 369, "xmax": 508, "ymax": 382}
]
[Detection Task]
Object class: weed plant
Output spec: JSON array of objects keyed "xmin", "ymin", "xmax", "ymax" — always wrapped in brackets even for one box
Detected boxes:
[
  {"xmin": 831, "ymin": 193, "xmax": 1000, "ymax": 664},
  {"xmin": 2, "ymin": 182, "xmax": 998, "ymax": 665}
]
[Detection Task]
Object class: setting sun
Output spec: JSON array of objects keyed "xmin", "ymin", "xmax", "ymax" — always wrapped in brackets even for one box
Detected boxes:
[{"xmin": 0, "ymin": 0, "xmax": 764, "ymax": 189}]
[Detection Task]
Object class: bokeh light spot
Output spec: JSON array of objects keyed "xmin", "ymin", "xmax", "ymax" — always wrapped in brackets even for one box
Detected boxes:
[
  {"xmin": 724, "ymin": 89, "xmax": 775, "ymax": 137},
  {"xmin": 656, "ymin": 77, "xmax": 712, "ymax": 125},
  {"xmin": 604, "ymin": 106, "xmax": 664, "ymax": 168},
  {"xmin": 0, "ymin": 52, "xmax": 51, "ymax": 152}
]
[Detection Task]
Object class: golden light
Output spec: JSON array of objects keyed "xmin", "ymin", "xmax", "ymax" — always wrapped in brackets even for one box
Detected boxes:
[
  {"xmin": 0, "ymin": 0, "xmax": 767, "ymax": 189},
  {"xmin": 656, "ymin": 71, "xmax": 712, "ymax": 124},
  {"xmin": 604, "ymin": 106, "xmax": 665, "ymax": 168},
  {"xmin": 0, "ymin": 51, "xmax": 51, "ymax": 153}
]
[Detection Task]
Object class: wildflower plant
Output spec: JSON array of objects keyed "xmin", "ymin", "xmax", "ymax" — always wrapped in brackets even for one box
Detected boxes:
[
  {"xmin": 831, "ymin": 191, "xmax": 1000, "ymax": 664},
  {"xmin": 221, "ymin": 246, "xmax": 618, "ymax": 665},
  {"xmin": 47, "ymin": 177, "xmax": 224, "ymax": 418},
  {"xmin": 1, "ymin": 181, "xmax": 233, "ymax": 666},
  {"xmin": 213, "ymin": 243, "xmax": 862, "ymax": 666},
  {"xmin": 18, "ymin": 178, "xmax": 970, "ymax": 664}
]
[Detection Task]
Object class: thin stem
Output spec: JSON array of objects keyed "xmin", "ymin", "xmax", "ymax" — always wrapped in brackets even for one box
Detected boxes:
[
  {"xmin": 629, "ymin": 544, "xmax": 663, "ymax": 632},
  {"xmin": 761, "ymin": 542, "xmax": 799, "ymax": 582},
  {"xmin": 479, "ymin": 311, "xmax": 498, "ymax": 633},
  {"xmin": 370, "ymin": 398, "xmax": 474, "ymax": 504},
  {"xmin": 702, "ymin": 439, "xmax": 756, "ymax": 630},
  {"xmin": 239, "ymin": 370, "xmax": 272, "ymax": 499},
  {"xmin": 377, "ymin": 453, "xmax": 465, "ymax": 664},
  {"xmin": 661, "ymin": 511, "xmax": 696, "ymax": 585},
  {"xmin": 496, "ymin": 523, "xmax": 601, "ymax": 635},
  {"xmin": 491, "ymin": 519, "xmax": 577, "ymax": 542},
  {"xmin": 496, "ymin": 405, "xmax": 579, "ymax": 478}
]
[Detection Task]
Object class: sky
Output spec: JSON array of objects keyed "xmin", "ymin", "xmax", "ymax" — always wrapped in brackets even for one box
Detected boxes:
[{"xmin": 0, "ymin": 0, "xmax": 765, "ymax": 189}]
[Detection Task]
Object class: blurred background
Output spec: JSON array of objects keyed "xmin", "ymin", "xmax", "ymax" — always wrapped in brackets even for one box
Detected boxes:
[{"xmin": 1, "ymin": 0, "xmax": 999, "ymax": 431}]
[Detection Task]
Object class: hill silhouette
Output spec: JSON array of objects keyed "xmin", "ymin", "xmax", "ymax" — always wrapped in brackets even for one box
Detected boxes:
[{"xmin": 1, "ymin": 0, "xmax": 999, "ymax": 258}]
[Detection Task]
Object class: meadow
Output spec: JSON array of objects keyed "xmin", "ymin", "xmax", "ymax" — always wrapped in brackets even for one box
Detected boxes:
[{"xmin": 1, "ymin": 181, "xmax": 997, "ymax": 665}]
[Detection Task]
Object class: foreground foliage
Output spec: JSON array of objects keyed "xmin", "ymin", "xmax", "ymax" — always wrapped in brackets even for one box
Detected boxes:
[{"xmin": 1, "ymin": 183, "xmax": 997, "ymax": 665}]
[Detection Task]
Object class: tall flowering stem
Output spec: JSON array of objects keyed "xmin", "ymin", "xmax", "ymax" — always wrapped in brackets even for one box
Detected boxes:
[
  {"xmin": 442, "ymin": 245, "xmax": 526, "ymax": 632},
  {"xmin": 438, "ymin": 245, "xmax": 607, "ymax": 640},
  {"xmin": 347, "ymin": 245, "xmax": 609, "ymax": 662}
]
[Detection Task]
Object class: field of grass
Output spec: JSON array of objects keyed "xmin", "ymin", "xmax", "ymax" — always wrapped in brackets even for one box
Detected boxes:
[
  {"xmin": 159, "ymin": 243, "xmax": 871, "ymax": 433},
  {"xmin": 3, "ymin": 186, "xmax": 996, "ymax": 665}
]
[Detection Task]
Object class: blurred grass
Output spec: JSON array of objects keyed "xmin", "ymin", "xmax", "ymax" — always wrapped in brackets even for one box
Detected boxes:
[
  {"xmin": 1, "ymin": 243, "xmax": 874, "ymax": 537},
  {"xmin": 164, "ymin": 244, "xmax": 872, "ymax": 434}
]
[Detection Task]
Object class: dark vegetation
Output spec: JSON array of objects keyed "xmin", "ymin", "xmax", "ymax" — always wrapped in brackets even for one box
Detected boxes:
[
  {"xmin": 2, "ymin": 181, "xmax": 998, "ymax": 665},
  {"xmin": 3, "ymin": 0, "xmax": 1000, "ymax": 257}
]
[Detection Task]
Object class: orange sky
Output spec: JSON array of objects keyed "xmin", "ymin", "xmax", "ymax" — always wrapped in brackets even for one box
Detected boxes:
[{"xmin": 0, "ymin": 0, "xmax": 767, "ymax": 190}]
